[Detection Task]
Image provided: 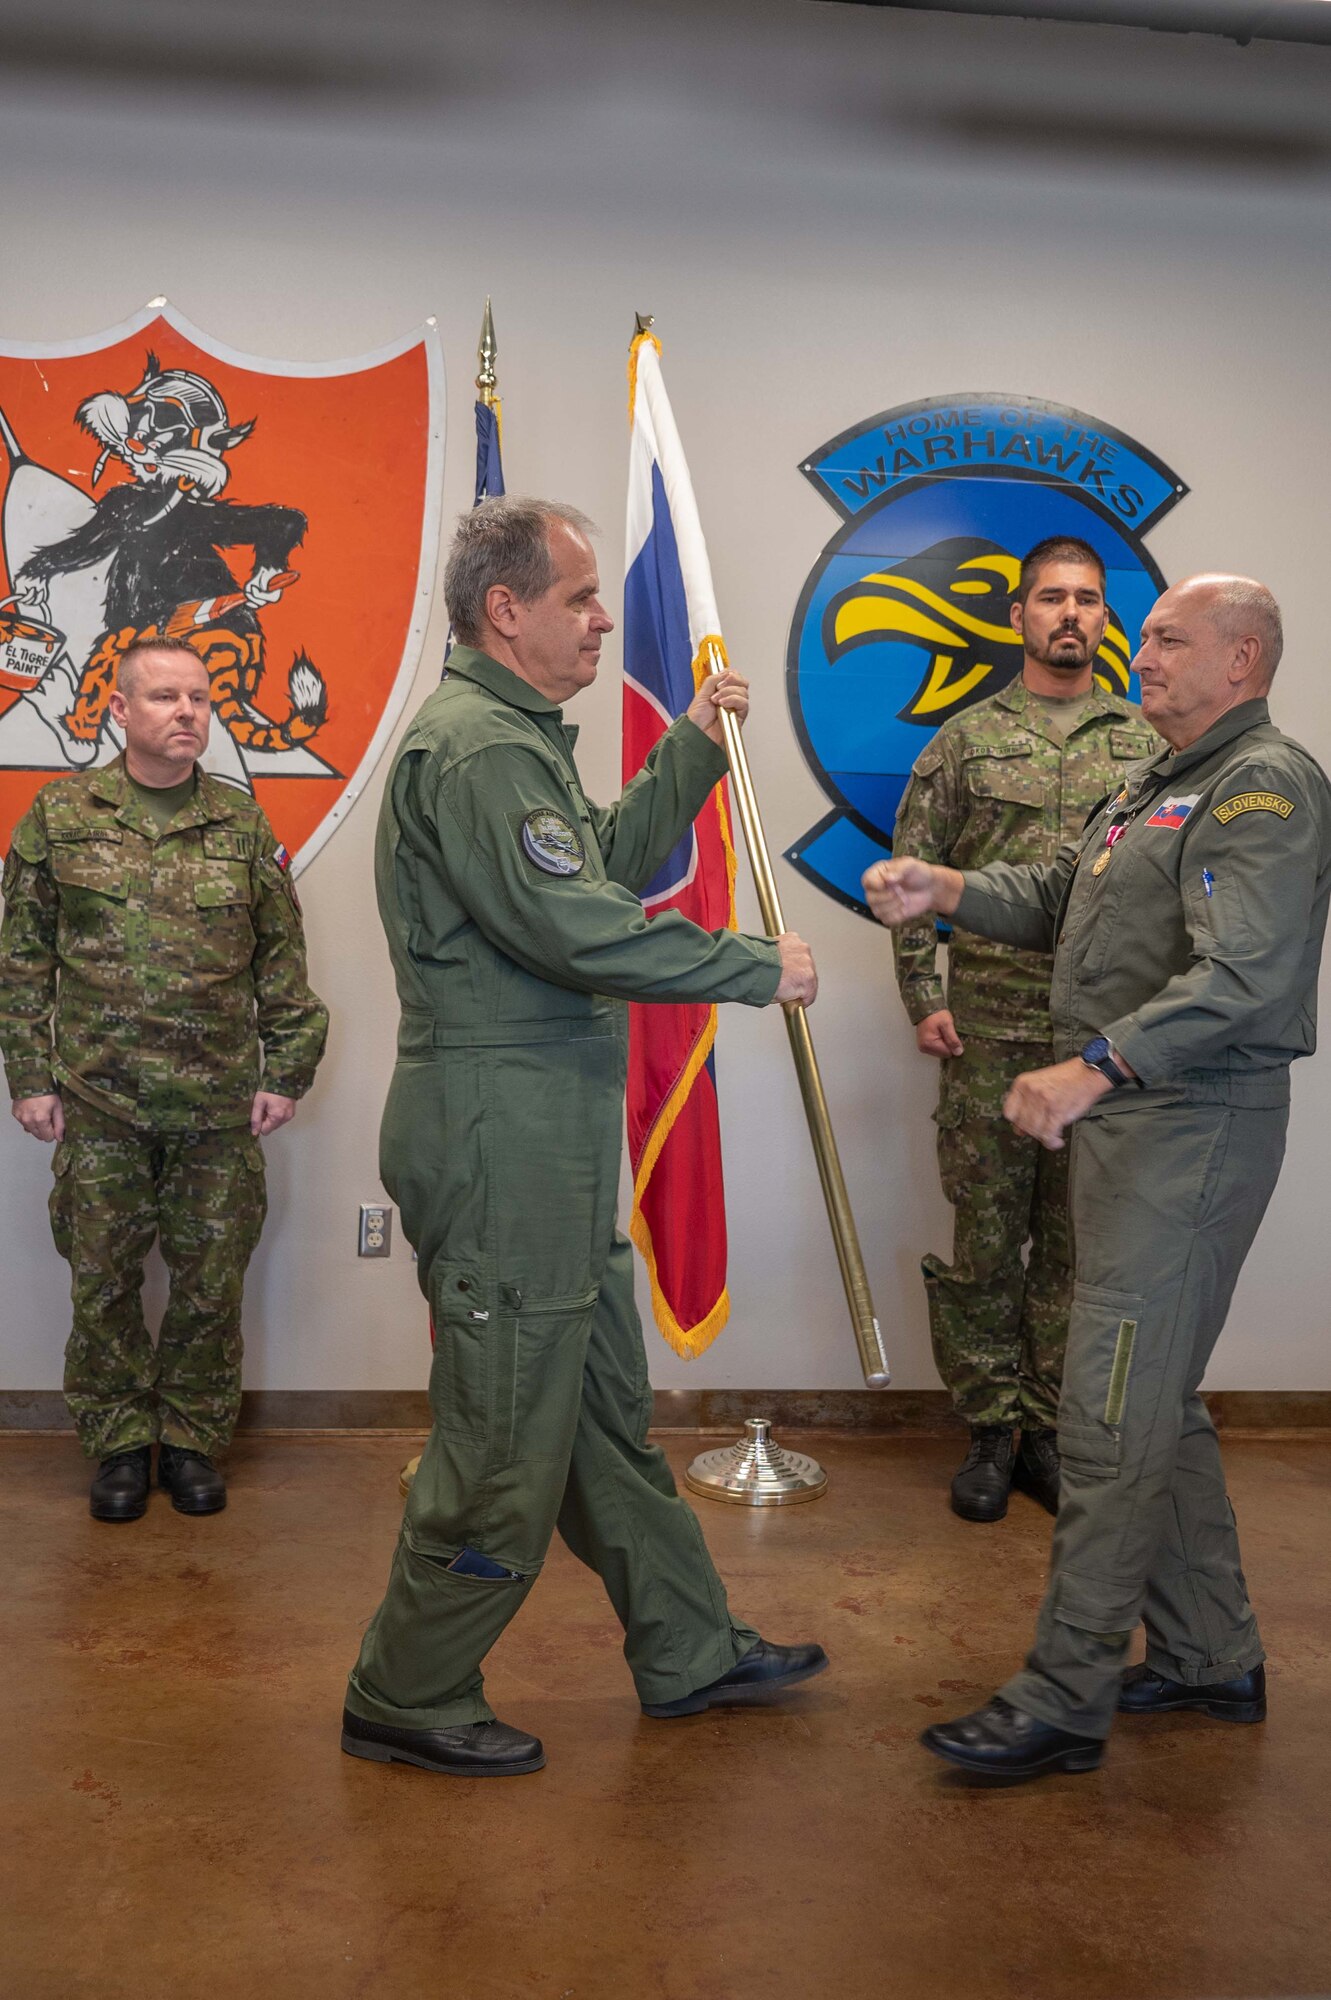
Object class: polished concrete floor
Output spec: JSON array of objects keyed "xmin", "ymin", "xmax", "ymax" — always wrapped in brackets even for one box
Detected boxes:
[{"xmin": 4, "ymin": 1431, "xmax": 1331, "ymax": 2000}]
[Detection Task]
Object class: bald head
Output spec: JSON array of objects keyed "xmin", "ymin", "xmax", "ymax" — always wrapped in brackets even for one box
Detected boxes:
[
  {"xmin": 1185, "ymin": 573, "xmax": 1283, "ymax": 687},
  {"xmin": 1134, "ymin": 572, "xmax": 1284, "ymax": 751}
]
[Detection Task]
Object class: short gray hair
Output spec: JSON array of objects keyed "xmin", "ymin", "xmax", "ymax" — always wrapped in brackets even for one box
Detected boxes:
[
  {"xmin": 1200, "ymin": 574, "xmax": 1284, "ymax": 680},
  {"xmin": 444, "ymin": 496, "xmax": 596, "ymax": 647}
]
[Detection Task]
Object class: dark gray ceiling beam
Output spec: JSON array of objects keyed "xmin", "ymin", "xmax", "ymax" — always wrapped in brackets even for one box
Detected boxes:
[{"xmin": 823, "ymin": 1, "xmax": 1331, "ymax": 46}]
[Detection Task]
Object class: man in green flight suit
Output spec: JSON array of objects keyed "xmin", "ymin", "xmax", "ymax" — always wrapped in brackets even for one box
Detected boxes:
[
  {"xmin": 0, "ymin": 636, "xmax": 328, "ymax": 1521},
  {"xmin": 866, "ymin": 573, "xmax": 1331, "ymax": 1782},
  {"xmin": 891, "ymin": 537, "xmax": 1155, "ymax": 1522},
  {"xmin": 341, "ymin": 497, "xmax": 827, "ymax": 1779}
]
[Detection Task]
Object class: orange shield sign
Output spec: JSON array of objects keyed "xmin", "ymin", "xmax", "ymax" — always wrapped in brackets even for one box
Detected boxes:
[{"xmin": 0, "ymin": 299, "xmax": 443, "ymax": 870}]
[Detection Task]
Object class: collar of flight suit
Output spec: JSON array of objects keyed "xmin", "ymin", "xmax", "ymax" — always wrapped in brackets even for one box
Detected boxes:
[
  {"xmin": 87, "ymin": 752, "xmax": 245, "ymax": 841},
  {"xmin": 990, "ymin": 673, "xmax": 1135, "ymax": 747},
  {"xmin": 1140, "ymin": 697, "xmax": 1272, "ymax": 787},
  {"xmin": 443, "ymin": 644, "xmax": 568, "ymax": 716},
  {"xmin": 443, "ymin": 642, "xmax": 585, "ymax": 755}
]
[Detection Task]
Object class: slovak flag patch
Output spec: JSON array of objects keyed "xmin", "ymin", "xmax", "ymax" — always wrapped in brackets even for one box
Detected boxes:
[
  {"xmin": 1145, "ymin": 794, "xmax": 1201, "ymax": 830},
  {"xmin": 273, "ymin": 843, "xmax": 292, "ymax": 872}
]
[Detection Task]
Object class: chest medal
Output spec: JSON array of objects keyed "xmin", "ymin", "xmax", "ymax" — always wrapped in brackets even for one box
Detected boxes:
[
  {"xmin": 1091, "ymin": 849, "xmax": 1112, "ymax": 876},
  {"xmin": 521, "ymin": 807, "xmax": 585, "ymax": 876}
]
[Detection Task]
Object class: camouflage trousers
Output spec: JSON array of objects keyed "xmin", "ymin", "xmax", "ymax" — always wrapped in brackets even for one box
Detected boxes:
[
  {"xmin": 925, "ymin": 1037, "xmax": 1071, "ymax": 1430},
  {"xmin": 49, "ymin": 1095, "xmax": 267, "ymax": 1459}
]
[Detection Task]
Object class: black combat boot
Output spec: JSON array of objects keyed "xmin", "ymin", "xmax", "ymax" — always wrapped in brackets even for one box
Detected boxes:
[
  {"xmin": 341, "ymin": 1710, "xmax": 546, "ymax": 1776},
  {"xmin": 1118, "ymin": 1661, "xmax": 1266, "ymax": 1723},
  {"xmin": 89, "ymin": 1445, "xmax": 152, "ymax": 1522},
  {"xmin": 921, "ymin": 1696, "xmax": 1105, "ymax": 1781},
  {"xmin": 950, "ymin": 1425, "xmax": 1016, "ymax": 1522},
  {"xmin": 1013, "ymin": 1425, "xmax": 1061, "ymax": 1516},
  {"xmin": 158, "ymin": 1444, "xmax": 227, "ymax": 1515}
]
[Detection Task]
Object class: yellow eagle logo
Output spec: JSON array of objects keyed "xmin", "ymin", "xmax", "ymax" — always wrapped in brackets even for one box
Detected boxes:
[{"xmin": 822, "ymin": 535, "xmax": 1133, "ymax": 725}]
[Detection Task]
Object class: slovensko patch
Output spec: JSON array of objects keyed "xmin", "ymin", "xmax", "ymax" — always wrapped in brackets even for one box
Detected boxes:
[
  {"xmin": 1145, "ymin": 794, "xmax": 1201, "ymax": 829},
  {"xmin": 273, "ymin": 843, "xmax": 291, "ymax": 872},
  {"xmin": 1213, "ymin": 791, "xmax": 1295, "ymax": 824},
  {"xmin": 521, "ymin": 807, "xmax": 585, "ymax": 876}
]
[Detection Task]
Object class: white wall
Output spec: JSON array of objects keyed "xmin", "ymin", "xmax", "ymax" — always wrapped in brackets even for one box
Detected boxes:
[{"xmin": 2, "ymin": 0, "xmax": 1329, "ymax": 1393}]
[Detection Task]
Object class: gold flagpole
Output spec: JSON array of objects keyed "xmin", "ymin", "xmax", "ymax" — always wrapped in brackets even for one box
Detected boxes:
[{"xmin": 705, "ymin": 650, "xmax": 890, "ymax": 1391}]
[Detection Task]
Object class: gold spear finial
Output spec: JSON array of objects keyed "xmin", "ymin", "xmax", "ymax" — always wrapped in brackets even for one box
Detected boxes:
[
  {"xmin": 633, "ymin": 311, "xmax": 655, "ymax": 343},
  {"xmin": 476, "ymin": 297, "xmax": 498, "ymax": 405}
]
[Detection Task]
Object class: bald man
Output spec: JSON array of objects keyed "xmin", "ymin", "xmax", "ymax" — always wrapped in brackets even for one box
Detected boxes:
[{"xmin": 865, "ymin": 575, "xmax": 1331, "ymax": 1782}]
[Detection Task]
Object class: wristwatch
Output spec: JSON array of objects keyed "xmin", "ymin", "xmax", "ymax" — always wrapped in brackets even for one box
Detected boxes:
[{"xmin": 1080, "ymin": 1035, "xmax": 1134, "ymax": 1087}]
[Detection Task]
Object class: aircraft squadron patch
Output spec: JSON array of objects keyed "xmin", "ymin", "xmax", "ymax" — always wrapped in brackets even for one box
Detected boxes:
[{"xmin": 521, "ymin": 806, "xmax": 585, "ymax": 876}]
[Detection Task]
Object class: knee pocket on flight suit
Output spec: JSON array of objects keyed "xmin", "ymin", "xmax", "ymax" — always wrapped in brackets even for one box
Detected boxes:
[
  {"xmin": 1051, "ymin": 1567, "xmax": 1141, "ymax": 1637},
  {"xmin": 1056, "ymin": 1282, "xmax": 1145, "ymax": 1481},
  {"xmin": 428, "ymin": 1261, "xmax": 596, "ymax": 1461}
]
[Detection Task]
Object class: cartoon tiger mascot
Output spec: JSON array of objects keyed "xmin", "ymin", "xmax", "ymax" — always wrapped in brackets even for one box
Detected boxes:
[{"xmin": 13, "ymin": 354, "xmax": 326, "ymax": 757}]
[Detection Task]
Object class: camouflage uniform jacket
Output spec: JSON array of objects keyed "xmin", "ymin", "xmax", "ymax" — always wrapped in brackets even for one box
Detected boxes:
[
  {"xmin": 892, "ymin": 678, "xmax": 1155, "ymax": 1040},
  {"xmin": 0, "ymin": 755, "xmax": 328, "ymax": 1128}
]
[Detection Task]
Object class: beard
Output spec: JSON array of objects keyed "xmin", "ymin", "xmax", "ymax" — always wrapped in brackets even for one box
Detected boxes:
[{"xmin": 1029, "ymin": 627, "xmax": 1095, "ymax": 672}]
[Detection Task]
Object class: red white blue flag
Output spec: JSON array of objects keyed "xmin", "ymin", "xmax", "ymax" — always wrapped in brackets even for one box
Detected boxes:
[{"xmin": 623, "ymin": 331, "xmax": 738, "ymax": 1358}]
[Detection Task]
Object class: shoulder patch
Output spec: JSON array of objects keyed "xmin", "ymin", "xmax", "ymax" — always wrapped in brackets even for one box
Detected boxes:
[
  {"xmin": 1213, "ymin": 791, "xmax": 1296, "ymax": 825},
  {"xmin": 521, "ymin": 807, "xmax": 585, "ymax": 876}
]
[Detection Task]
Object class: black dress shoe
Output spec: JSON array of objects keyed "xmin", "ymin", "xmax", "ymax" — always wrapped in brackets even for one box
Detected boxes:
[
  {"xmin": 1013, "ymin": 1425, "xmax": 1061, "ymax": 1516},
  {"xmin": 1118, "ymin": 1661, "xmax": 1266, "ymax": 1723},
  {"xmin": 158, "ymin": 1444, "xmax": 227, "ymax": 1515},
  {"xmin": 640, "ymin": 1638, "xmax": 829, "ymax": 1717},
  {"xmin": 921, "ymin": 1695, "xmax": 1104, "ymax": 1781},
  {"xmin": 89, "ymin": 1445, "xmax": 152, "ymax": 1522},
  {"xmin": 341, "ymin": 1708, "xmax": 545, "ymax": 1776},
  {"xmin": 950, "ymin": 1426, "xmax": 1016, "ymax": 1522}
]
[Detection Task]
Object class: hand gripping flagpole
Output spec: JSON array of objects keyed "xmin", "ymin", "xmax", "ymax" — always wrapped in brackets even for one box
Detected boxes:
[{"xmin": 706, "ymin": 643, "xmax": 891, "ymax": 1393}]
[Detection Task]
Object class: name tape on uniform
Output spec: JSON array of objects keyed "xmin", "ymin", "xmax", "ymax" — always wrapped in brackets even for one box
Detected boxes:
[{"xmin": 1213, "ymin": 791, "xmax": 1296, "ymax": 825}]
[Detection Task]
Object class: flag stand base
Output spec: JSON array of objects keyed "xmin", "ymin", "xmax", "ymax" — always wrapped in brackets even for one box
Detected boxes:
[
  {"xmin": 684, "ymin": 1417, "xmax": 827, "ymax": 1506},
  {"xmin": 399, "ymin": 1454, "xmax": 420, "ymax": 1499}
]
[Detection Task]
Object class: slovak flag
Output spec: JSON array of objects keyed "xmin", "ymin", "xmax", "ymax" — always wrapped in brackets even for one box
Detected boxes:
[
  {"xmin": 1146, "ymin": 794, "xmax": 1201, "ymax": 829},
  {"xmin": 622, "ymin": 330, "xmax": 739, "ymax": 1358}
]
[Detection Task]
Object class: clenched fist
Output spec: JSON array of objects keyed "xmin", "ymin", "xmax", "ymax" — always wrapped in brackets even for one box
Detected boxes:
[
  {"xmin": 861, "ymin": 857, "xmax": 964, "ymax": 928},
  {"xmin": 773, "ymin": 932, "xmax": 818, "ymax": 1007}
]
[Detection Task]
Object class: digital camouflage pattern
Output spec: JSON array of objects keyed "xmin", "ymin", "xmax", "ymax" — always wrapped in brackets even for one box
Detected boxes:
[
  {"xmin": 52, "ymin": 1094, "xmax": 267, "ymax": 1457},
  {"xmin": 892, "ymin": 678, "xmax": 1156, "ymax": 1039},
  {"xmin": 0, "ymin": 753, "xmax": 326, "ymax": 1457},
  {"xmin": 892, "ymin": 677, "xmax": 1155, "ymax": 1427},
  {"xmin": 928, "ymin": 1038, "xmax": 1070, "ymax": 1429},
  {"xmin": 0, "ymin": 753, "xmax": 328, "ymax": 1127}
]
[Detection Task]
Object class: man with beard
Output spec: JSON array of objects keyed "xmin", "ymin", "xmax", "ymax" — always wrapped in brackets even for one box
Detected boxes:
[
  {"xmin": 0, "ymin": 636, "xmax": 327, "ymax": 1520},
  {"xmin": 890, "ymin": 537, "xmax": 1155, "ymax": 1522}
]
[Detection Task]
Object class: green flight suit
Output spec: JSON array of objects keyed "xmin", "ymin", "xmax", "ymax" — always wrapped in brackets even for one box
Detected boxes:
[
  {"xmin": 0, "ymin": 756, "xmax": 328, "ymax": 1455},
  {"xmin": 892, "ymin": 680, "xmax": 1155, "ymax": 1428},
  {"xmin": 346, "ymin": 646, "xmax": 782, "ymax": 1730},
  {"xmin": 949, "ymin": 697, "xmax": 1331, "ymax": 1735}
]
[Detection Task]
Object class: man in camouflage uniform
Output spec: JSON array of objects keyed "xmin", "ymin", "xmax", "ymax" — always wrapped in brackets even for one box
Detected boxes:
[
  {"xmin": 892, "ymin": 537, "xmax": 1155, "ymax": 1521},
  {"xmin": 0, "ymin": 636, "xmax": 327, "ymax": 1521}
]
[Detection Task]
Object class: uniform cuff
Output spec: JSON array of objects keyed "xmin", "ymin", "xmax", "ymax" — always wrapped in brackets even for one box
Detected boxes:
[
  {"xmin": 260, "ymin": 1074, "xmax": 311, "ymax": 1102},
  {"xmin": 674, "ymin": 714, "xmax": 730, "ymax": 781},
  {"xmin": 1101, "ymin": 1017, "xmax": 1169, "ymax": 1088},
  {"xmin": 5, "ymin": 1066, "xmax": 57, "ymax": 1100},
  {"xmin": 900, "ymin": 982, "xmax": 947, "ymax": 1026}
]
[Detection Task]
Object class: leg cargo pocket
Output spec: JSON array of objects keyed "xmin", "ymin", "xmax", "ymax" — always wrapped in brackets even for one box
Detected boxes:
[{"xmin": 1056, "ymin": 1282, "xmax": 1146, "ymax": 1481}]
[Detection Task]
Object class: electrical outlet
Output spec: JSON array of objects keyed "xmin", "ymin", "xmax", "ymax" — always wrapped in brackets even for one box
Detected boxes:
[{"xmin": 358, "ymin": 1203, "xmax": 393, "ymax": 1257}]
